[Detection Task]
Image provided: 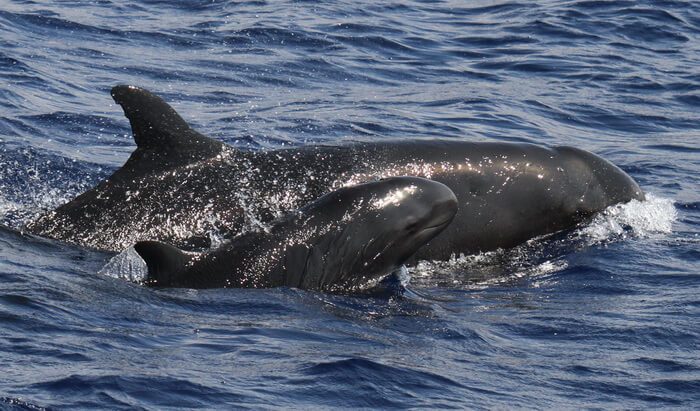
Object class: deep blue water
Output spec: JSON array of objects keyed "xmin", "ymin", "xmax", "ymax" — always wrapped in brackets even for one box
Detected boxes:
[{"xmin": 1, "ymin": 0, "xmax": 698, "ymax": 408}]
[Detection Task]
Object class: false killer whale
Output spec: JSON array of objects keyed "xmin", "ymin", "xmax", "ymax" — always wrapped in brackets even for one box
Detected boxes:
[
  {"xmin": 134, "ymin": 177, "xmax": 457, "ymax": 291},
  {"xmin": 25, "ymin": 85, "xmax": 644, "ymax": 259}
]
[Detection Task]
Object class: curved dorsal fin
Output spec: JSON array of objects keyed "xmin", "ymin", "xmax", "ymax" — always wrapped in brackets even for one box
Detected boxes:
[
  {"xmin": 109, "ymin": 85, "xmax": 227, "ymax": 177},
  {"xmin": 134, "ymin": 241, "xmax": 192, "ymax": 287},
  {"xmin": 111, "ymin": 85, "xmax": 225, "ymax": 152},
  {"xmin": 111, "ymin": 85, "xmax": 192, "ymax": 149}
]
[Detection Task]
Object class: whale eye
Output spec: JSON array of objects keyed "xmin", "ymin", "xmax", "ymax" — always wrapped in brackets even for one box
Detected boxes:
[{"xmin": 404, "ymin": 218, "xmax": 420, "ymax": 234}]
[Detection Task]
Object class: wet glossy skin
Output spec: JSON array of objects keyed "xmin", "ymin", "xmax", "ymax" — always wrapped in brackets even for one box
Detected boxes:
[
  {"xmin": 26, "ymin": 86, "xmax": 644, "ymax": 258},
  {"xmin": 135, "ymin": 177, "xmax": 458, "ymax": 291}
]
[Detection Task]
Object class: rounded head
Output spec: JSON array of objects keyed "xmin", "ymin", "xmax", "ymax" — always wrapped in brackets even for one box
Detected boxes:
[
  {"xmin": 556, "ymin": 146, "xmax": 645, "ymax": 208},
  {"xmin": 298, "ymin": 176, "xmax": 458, "ymax": 290}
]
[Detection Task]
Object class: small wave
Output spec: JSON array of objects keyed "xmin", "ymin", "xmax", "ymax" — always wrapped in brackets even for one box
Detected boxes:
[
  {"xmin": 98, "ymin": 246, "xmax": 148, "ymax": 283},
  {"xmin": 409, "ymin": 250, "xmax": 569, "ymax": 290},
  {"xmin": 300, "ymin": 357, "xmax": 468, "ymax": 407}
]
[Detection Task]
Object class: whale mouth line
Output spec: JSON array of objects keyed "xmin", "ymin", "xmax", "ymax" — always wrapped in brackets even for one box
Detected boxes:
[{"xmin": 417, "ymin": 218, "xmax": 452, "ymax": 237}]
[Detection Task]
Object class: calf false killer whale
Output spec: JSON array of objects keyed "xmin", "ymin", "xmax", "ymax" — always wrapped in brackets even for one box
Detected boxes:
[
  {"xmin": 25, "ymin": 85, "xmax": 644, "ymax": 261},
  {"xmin": 135, "ymin": 177, "xmax": 457, "ymax": 291}
]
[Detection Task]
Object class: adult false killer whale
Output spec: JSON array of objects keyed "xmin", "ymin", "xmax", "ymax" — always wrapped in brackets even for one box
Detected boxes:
[
  {"xmin": 26, "ymin": 85, "xmax": 644, "ymax": 259},
  {"xmin": 134, "ymin": 177, "xmax": 457, "ymax": 291}
]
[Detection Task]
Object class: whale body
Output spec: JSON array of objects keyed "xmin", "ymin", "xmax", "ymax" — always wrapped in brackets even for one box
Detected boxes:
[
  {"xmin": 134, "ymin": 177, "xmax": 457, "ymax": 291},
  {"xmin": 25, "ymin": 86, "xmax": 645, "ymax": 259}
]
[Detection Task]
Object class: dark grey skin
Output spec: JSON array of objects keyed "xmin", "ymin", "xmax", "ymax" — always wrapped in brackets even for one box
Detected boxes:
[
  {"xmin": 26, "ymin": 86, "xmax": 645, "ymax": 260},
  {"xmin": 134, "ymin": 177, "xmax": 457, "ymax": 291}
]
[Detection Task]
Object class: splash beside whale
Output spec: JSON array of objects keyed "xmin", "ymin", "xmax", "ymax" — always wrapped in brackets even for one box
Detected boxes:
[
  {"xmin": 135, "ymin": 177, "xmax": 457, "ymax": 291},
  {"xmin": 25, "ymin": 85, "xmax": 645, "ymax": 260}
]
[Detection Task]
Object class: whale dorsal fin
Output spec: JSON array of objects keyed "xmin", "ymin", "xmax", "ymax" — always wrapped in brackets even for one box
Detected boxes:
[
  {"xmin": 134, "ymin": 241, "xmax": 192, "ymax": 287},
  {"xmin": 110, "ymin": 85, "xmax": 226, "ymax": 176}
]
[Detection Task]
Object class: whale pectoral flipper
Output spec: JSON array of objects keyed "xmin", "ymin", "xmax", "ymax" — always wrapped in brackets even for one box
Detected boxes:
[{"xmin": 134, "ymin": 241, "xmax": 191, "ymax": 286}]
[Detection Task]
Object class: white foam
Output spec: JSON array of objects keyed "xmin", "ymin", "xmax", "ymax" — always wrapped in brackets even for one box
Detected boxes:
[
  {"xmin": 575, "ymin": 193, "xmax": 676, "ymax": 245},
  {"xmin": 0, "ymin": 169, "xmax": 95, "ymax": 228},
  {"xmin": 0, "ymin": 200, "xmax": 25, "ymax": 221}
]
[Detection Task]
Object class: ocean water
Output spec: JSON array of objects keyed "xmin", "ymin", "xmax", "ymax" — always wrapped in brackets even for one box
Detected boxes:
[{"xmin": 1, "ymin": 0, "xmax": 698, "ymax": 408}]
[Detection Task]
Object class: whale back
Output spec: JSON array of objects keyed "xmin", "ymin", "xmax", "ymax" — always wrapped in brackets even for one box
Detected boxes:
[
  {"xmin": 134, "ymin": 177, "xmax": 458, "ymax": 291},
  {"xmin": 26, "ymin": 86, "xmax": 645, "ymax": 258}
]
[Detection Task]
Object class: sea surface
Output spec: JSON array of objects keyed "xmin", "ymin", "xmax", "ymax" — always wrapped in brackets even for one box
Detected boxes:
[{"xmin": 1, "ymin": 0, "xmax": 698, "ymax": 408}]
